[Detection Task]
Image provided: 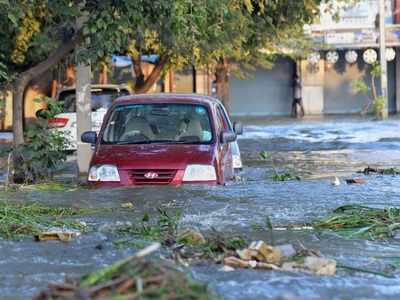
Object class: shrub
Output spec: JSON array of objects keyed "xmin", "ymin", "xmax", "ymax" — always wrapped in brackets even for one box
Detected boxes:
[{"xmin": 11, "ymin": 97, "xmax": 70, "ymax": 183}]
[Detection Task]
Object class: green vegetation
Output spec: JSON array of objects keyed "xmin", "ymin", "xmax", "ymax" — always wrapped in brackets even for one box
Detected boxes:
[
  {"xmin": 117, "ymin": 208, "xmax": 182, "ymax": 243},
  {"xmin": 114, "ymin": 209, "xmax": 247, "ymax": 259},
  {"xmin": 2, "ymin": 1, "xmax": 344, "ymax": 145},
  {"xmin": 259, "ymin": 150, "xmax": 269, "ymax": 160},
  {"xmin": 200, "ymin": 229, "xmax": 247, "ymax": 258},
  {"xmin": 21, "ymin": 182, "xmax": 80, "ymax": 192},
  {"xmin": 258, "ymin": 151, "xmax": 301, "ymax": 181},
  {"xmin": 314, "ymin": 205, "xmax": 400, "ymax": 239},
  {"xmin": 351, "ymin": 62, "xmax": 386, "ymax": 119},
  {"xmin": 11, "ymin": 97, "xmax": 69, "ymax": 184},
  {"xmin": 272, "ymin": 172, "xmax": 301, "ymax": 182},
  {"xmin": 36, "ymin": 255, "xmax": 214, "ymax": 300},
  {"xmin": 0, "ymin": 201, "xmax": 91, "ymax": 239}
]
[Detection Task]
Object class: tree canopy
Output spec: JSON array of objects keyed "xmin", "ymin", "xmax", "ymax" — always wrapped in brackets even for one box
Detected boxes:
[{"xmin": 1, "ymin": 0, "xmax": 341, "ymax": 143}]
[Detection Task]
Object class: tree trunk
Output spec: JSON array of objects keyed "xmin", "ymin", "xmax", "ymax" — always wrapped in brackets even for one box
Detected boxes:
[
  {"xmin": 12, "ymin": 76, "xmax": 30, "ymax": 145},
  {"xmin": 215, "ymin": 58, "xmax": 230, "ymax": 113},
  {"xmin": 132, "ymin": 55, "xmax": 169, "ymax": 94},
  {"xmin": 12, "ymin": 31, "xmax": 82, "ymax": 145}
]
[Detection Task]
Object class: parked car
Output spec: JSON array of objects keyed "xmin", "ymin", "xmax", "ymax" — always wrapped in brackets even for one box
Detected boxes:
[
  {"xmin": 49, "ymin": 84, "xmax": 130, "ymax": 150},
  {"xmin": 81, "ymin": 94, "xmax": 243, "ymax": 187}
]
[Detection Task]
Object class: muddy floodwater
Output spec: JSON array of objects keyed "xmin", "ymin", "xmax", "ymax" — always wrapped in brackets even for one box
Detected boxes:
[{"xmin": 2, "ymin": 116, "xmax": 400, "ymax": 300}]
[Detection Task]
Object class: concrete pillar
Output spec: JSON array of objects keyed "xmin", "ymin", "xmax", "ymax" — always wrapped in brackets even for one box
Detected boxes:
[
  {"xmin": 76, "ymin": 62, "xmax": 92, "ymax": 175},
  {"xmin": 300, "ymin": 59, "xmax": 325, "ymax": 115}
]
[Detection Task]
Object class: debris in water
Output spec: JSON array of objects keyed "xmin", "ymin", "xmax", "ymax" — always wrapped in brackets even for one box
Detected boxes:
[
  {"xmin": 224, "ymin": 256, "xmax": 257, "ymax": 269},
  {"xmin": 99, "ymin": 221, "xmax": 133, "ymax": 233},
  {"xmin": 20, "ymin": 182, "xmax": 79, "ymax": 192},
  {"xmin": 281, "ymin": 256, "xmax": 337, "ymax": 276},
  {"xmin": 277, "ymin": 244, "xmax": 297, "ymax": 258},
  {"xmin": 120, "ymin": 202, "xmax": 134, "ymax": 209},
  {"xmin": 0, "ymin": 201, "xmax": 90, "ymax": 239},
  {"xmin": 358, "ymin": 166, "xmax": 400, "ymax": 175},
  {"xmin": 314, "ymin": 205, "xmax": 400, "ymax": 239},
  {"xmin": 35, "ymin": 230, "xmax": 81, "ymax": 242},
  {"xmin": 178, "ymin": 229, "xmax": 206, "ymax": 246},
  {"xmin": 274, "ymin": 226, "xmax": 313, "ymax": 231},
  {"xmin": 331, "ymin": 176, "xmax": 341, "ymax": 186},
  {"xmin": 223, "ymin": 240, "xmax": 335, "ymax": 276},
  {"xmin": 219, "ymin": 265, "xmax": 235, "ymax": 272},
  {"xmin": 248, "ymin": 240, "xmax": 282, "ymax": 264},
  {"xmin": 34, "ymin": 243, "xmax": 215, "ymax": 300},
  {"xmin": 345, "ymin": 178, "xmax": 366, "ymax": 185},
  {"xmin": 272, "ymin": 171, "xmax": 301, "ymax": 182},
  {"xmin": 259, "ymin": 150, "xmax": 269, "ymax": 160}
]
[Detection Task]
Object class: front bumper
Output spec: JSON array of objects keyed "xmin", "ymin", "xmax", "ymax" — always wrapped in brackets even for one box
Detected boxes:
[{"xmin": 87, "ymin": 169, "xmax": 218, "ymax": 187}]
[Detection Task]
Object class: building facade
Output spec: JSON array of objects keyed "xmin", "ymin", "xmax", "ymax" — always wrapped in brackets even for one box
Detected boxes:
[{"xmin": 229, "ymin": 0, "xmax": 400, "ymax": 117}]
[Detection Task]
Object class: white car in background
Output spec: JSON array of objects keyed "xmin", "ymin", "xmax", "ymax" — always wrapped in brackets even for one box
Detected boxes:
[{"xmin": 49, "ymin": 84, "xmax": 130, "ymax": 150}]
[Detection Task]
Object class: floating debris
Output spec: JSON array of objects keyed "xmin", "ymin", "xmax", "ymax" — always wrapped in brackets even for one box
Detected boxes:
[
  {"xmin": 34, "ymin": 243, "xmax": 216, "ymax": 300},
  {"xmin": 314, "ymin": 205, "xmax": 400, "ymax": 239},
  {"xmin": 178, "ymin": 229, "xmax": 206, "ymax": 246},
  {"xmin": 223, "ymin": 240, "xmax": 336, "ymax": 276},
  {"xmin": 358, "ymin": 167, "xmax": 400, "ymax": 175},
  {"xmin": 277, "ymin": 244, "xmax": 297, "ymax": 258},
  {"xmin": 20, "ymin": 182, "xmax": 80, "ymax": 192},
  {"xmin": 331, "ymin": 176, "xmax": 341, "ymax": 186},
  {"xmin": 345, "ymin": 178, "xmax": 366, "ymax": 185},
  {"xmin": 35, "ymin": 229, "xmax": 81, "ymax": 242},
  {"xmin": 219, "ymin": 265, "xmax": 235, "ymax": 272},
  {"xmin": 248, "ymin": 240, "xmax": 282, "ymax": 264},
  {"xmin": 120, "ymin": 202, "xmax": 134, "ymax": 209},
  {"xmin": 0, "ymin": 201, "xmax": 90, "ymax": 239},
  {"xmin": 272, "ymin": 172, "xmax": 301, "ymax": 182},
  {"xmin": 281, "ymin": 256, "xmax": 336, "ymax": 276}
]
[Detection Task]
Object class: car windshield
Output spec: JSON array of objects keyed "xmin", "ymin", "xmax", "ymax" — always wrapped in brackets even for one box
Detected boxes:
[
  {"xmin": 59, "ymin": 88, "xmax": 130, "ymax": 113},
  {"xmin": 102, "ymin": 103, "xmax": 213, "ymax": 145}
]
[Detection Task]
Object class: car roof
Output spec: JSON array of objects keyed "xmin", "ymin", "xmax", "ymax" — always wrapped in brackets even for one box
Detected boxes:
[{"xmin": 114, "ymin": 93, "xmax": 223, "ymax": 107}]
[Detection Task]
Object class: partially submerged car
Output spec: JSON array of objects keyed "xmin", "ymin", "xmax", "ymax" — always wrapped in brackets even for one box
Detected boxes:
[
  {"xmin": 49, "ymin": 84, "xmax": 130, "ymax": 150},
  {"xmin": 81, "ymin": 94, "xmax": 243, "ymax": 187}
]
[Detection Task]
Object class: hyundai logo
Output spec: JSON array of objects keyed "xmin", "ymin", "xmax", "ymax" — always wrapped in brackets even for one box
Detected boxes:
[{"xmin": 144, "ymin": 172, "xmax": 159, "ymax": 179}]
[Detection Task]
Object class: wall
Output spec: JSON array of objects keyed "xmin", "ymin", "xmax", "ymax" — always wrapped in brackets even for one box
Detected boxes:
[
  {"xmin": 301, "ymin": 59, "xmax": 325, "ymax": 115},
  {"xmin": 323, "ymin": 50, "xmax": 396, "ymax": 114},
  {"xmin": 229, "ymin": 58, "xmax": 295, "ymax": 117}
]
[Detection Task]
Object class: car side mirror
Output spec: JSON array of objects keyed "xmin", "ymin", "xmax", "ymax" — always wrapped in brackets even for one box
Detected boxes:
[
  {"xmin": 220, "ymin": 130, "xmax": 237, "ymax": 144},
  {"xmin": 81, "ymin": 131, "xmax": 97, "ymax": 144},
  {"xmin": 233, "ymin": 122, "xmax": 243, "ymax": 135}
]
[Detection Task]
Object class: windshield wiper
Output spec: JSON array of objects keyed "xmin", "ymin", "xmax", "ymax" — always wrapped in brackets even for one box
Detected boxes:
[
  {"xmin": 151, "ymin": 140, "xmax": 203, "ymax": 144},
  {"xmin": 114, "ymin": 140, "xmax": 152, "ymax": 145},
  {"xmin": 113, "ymin": 139, "xmax": 203, "ymax": 145}
]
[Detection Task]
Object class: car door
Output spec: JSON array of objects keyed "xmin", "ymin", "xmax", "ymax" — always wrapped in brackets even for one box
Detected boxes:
[{"xmin": 216, "ymin": 105, "xmax": 234, "ymax": 182}]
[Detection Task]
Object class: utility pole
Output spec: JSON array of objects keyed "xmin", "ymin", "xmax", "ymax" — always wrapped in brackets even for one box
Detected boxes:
[{"xmin": 379, "ymin": 0, "xmax": 389, "ymax": 119}]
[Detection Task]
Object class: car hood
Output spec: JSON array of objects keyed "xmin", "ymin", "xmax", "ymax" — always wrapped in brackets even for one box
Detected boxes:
[{"xmin": 92, "ymin": 143, "xmax": 216, "ymax": 170}]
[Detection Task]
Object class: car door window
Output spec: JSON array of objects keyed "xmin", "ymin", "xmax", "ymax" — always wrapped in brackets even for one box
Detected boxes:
[{"xmin": 216, "ymin": 105, "xmax": 229, "ymax": 132}]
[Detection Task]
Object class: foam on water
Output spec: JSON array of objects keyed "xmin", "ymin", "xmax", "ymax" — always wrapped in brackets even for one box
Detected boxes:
[{"xmin": 240, "ymin": 119, "xmax": 400, "ymax": 145}]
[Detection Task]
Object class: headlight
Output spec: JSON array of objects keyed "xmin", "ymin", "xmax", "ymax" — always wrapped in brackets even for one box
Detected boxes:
[
  {"xmin": 183, "ymin": 164, "xmax": 217, "ymax": 182},
  {"xmin": 88, "ymin": 164, "xmax": 120, "ymax": 182},
  {"xmin": 232, "ymin": 154, "xmax": 242, "ymax": 169}
]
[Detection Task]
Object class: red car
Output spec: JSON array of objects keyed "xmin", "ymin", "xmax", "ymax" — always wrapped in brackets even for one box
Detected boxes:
[{"xmin": 81, "ymin": 94, "xmax": 243, "ymax": 187}]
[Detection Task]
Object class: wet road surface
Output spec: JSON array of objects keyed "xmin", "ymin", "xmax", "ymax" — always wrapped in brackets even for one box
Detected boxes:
[{"xmin": 2, "ymin": 116, "xmax": 400, "ymax": 299}]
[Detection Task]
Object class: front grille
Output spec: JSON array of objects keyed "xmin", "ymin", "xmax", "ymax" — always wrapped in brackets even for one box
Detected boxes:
[{"xmin": 129, "ymin": 169, "xmax": 177, "ymax": 185}]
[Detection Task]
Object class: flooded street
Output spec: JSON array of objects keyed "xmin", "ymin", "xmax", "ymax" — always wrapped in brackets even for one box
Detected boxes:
[{"xmin": 2, "ymin": 116, "xmax": 400, "ymax": 299}]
